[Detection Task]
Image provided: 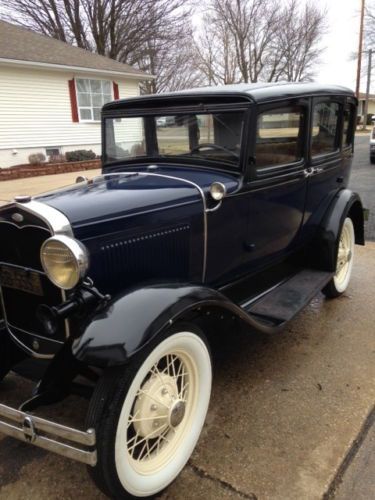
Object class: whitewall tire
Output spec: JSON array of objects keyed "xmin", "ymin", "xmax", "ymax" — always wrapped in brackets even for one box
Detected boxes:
[
  {"xmin": 323, "ymin": 217, "xmax": 355, "ymax": 298},
  {"xmin": 87, "ymin": 324, "xmax": 212, "ymax": 499}
]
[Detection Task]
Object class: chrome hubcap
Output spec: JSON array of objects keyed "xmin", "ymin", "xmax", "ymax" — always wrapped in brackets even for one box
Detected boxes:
[{"xmin": 169, "ymin": 400, "xmax": 186, "ymax": 428}]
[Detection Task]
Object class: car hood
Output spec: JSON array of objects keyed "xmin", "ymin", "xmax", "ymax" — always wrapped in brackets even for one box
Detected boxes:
[{"xmin": 35, "ymin": 167, "xmax": 240, "ymax": 233}]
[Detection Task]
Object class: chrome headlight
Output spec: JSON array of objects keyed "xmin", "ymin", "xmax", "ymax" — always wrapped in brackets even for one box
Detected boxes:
[{"xmin": 41, "ymin": 235, "xmax": 89, "ymax": 290}]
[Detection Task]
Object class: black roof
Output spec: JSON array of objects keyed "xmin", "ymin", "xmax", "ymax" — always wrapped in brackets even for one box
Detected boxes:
[{"xmin": 104, "ymin": 82, "xmax": 355, "ymax": 112}]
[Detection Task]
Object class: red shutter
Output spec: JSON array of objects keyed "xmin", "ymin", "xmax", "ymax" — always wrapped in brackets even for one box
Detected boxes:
[
  {"xmin": 113, "ymin": 82, "xmax": 120, "ymax": 100},
  {"xmin": 68, "ymin": 79, "xmax": 79, "ymax": 122}
]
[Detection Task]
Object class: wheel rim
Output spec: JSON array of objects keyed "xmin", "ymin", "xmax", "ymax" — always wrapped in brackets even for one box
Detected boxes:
[
  {"xmin": 334, "ymin": 218, "xmax": 354, "ymax": 291},
  {"xmin": 126, "ymin": 351, "xmax": 196, "ymax": 474},
  {"xmin": 114, "ymin": 331, "xmax": 211, "ymax": 496}
]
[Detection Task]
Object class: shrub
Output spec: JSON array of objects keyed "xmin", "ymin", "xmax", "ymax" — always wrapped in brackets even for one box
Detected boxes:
[
  {"xmin": 48, "ymin": 154, "xmax": 66, "ymax": 164},
  {"xmin": 65, "ymin": 149, "xmax": 97, "ymax": 162},
  {"xmin": 28, "ymin": 153, "xmax": 46, "ymax": 165}
]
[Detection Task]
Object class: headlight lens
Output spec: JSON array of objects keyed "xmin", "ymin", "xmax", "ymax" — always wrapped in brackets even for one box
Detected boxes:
[{"xmin": 41, "ymin": 235, "xmax": 89, "ymax": 290}]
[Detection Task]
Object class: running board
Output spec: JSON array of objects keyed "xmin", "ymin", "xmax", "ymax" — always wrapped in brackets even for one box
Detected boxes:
[{"xmin": 241, "ymin": 269, "xmax": 333, "ymax": 326}]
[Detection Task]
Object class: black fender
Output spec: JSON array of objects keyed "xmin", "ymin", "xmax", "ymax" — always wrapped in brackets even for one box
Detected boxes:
[
  {"xmin": 311, "ymin": 189, "xmax": 364, "ymax": 272},
  {"xmin": 72, "ymin": 284, "xmax": 276, "ymax": 367}
]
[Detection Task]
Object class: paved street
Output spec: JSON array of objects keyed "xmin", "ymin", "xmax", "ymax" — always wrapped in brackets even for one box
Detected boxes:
[
  {"xmin": 349, "ymin": 134, "xmax": 375, "ymax": 240},
  {"xmin": 0, "ymin": 137, "xmax": 374, "ymax": 499}
]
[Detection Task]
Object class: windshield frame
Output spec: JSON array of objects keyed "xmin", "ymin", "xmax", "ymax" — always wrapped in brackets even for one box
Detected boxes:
[{"xmin": 101, "ymin": 103, "xmax": 251, "ymax": 173}]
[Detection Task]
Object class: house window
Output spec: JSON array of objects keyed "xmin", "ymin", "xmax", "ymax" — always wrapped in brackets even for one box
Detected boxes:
[
  {"xmin": 45, "ymin": 147, "xmax": 61, "ymax": 157},
  {"xmin": 76, "ymin": 79, "xmax": 113, "ymax": 122}
]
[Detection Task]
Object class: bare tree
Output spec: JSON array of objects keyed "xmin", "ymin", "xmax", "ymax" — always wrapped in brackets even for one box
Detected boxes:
[
  {"xmin": 195, "ymin": 14, "xmax": 239, "ymax": 85},
  {"xmin": 365, "ymin": 2, "xmax": 375, "ymax": 48},
  {"xmin": 1, "ymin": 0, "xmax": 326, "ymax": 90},
  {"xmin": 0, "ymin": 0, "xmax": 199, "ymax": 92},
  {"xmin": 275, "ymin": 0, "xmax": 326, "ymax": 82},
  {"xmin": 194, "ymin": 0, "xmax": 326, "ymax": 85}
]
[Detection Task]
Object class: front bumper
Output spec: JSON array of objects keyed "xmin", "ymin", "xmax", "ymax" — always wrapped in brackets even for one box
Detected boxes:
[{"xmin": 0, "ymin": 403, "xmax": 97, "ymax": 466}]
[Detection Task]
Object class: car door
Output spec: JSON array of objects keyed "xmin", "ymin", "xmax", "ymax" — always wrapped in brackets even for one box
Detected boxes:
[
  {"xmin": 301, "ymin": 96, "xmax": 356, "ymax": 238},
  {"xmin": 243, "ymin": 99, "xmax": 309, "ymax": 269}
]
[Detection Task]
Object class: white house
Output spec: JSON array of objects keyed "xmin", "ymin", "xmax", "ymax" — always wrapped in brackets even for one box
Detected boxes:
[
  {"xmin": 358, "ymin": 92, "xmax": 375, "ymax": 124},
  {"xmin": 0, "ymin": 21, "xmax": 152, "ymax": 167}
]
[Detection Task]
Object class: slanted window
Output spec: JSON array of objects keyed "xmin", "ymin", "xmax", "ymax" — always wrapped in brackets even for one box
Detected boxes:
[
  {"xmin": 105, "ymin": 112, "xmax": 245, "ymax": 167},
  {"xmin": 256, "ymin": 107, "xmax": 304, "ymax": 167},
  {"xmin": 342, "ymin": 103, "xmax": 356, "ymax": 148},
  {"xmin": 76, "ymin": 79, "xmax": 113, "ymax": 122},
  {"xmin": 311, "ymin": 102, "xmax": 339, "ymax": 156},
  {"xmin": 107, "ymin": 117, "xmax": 146, "ymax": 159}
]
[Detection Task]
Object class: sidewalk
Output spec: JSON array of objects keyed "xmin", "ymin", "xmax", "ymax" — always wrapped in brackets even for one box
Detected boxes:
[{"xmin": 0, "ymin": 168, "xmax": 101, "ymax": 203}]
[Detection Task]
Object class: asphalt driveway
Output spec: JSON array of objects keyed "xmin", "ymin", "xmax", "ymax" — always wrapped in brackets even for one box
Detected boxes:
[
  {"xmin": 0, "ymin": 243, "xmax": 374, "ymax": 500},
  {"xmin": 0, "ymin": 136, "xmax": 374, "ymax": 499}
]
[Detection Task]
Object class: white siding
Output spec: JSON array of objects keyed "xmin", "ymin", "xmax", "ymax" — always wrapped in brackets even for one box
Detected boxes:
[
  {"xmin": 0, "ymin": 65, "xmax": 140, "ymax": 166},
  {"xmin": 117, "ymin": 80, "xmax": 140, "ymax": 100}
]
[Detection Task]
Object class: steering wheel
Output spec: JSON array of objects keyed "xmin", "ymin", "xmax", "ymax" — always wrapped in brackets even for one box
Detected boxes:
[{"xmin": 191, "ymin": 143, "xmax": 239, "ymax": 159}]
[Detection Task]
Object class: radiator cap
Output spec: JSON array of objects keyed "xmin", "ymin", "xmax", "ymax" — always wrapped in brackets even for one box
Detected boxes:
[{"xmin": 14, "ymin": 195, "xmax": 31, "ymax": 203}]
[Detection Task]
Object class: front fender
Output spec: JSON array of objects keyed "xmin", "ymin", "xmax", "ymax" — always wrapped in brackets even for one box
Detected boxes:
[
  {"xmin": 72, "ymin": 285, "xmax": 226, "ymax": 367},
  {"xmin": 72, "ymin": 284, "xmax": 276, "ymax": 367},
  {"xmin": 311, "ymin": 189, "xmax": 364, "ymax": 272}
]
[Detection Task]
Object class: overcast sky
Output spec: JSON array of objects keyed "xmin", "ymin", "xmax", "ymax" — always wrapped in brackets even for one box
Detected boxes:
[
  {"xmin": 316, "ymin": 0, "xmax": 361, "ymax": 91},
  {"xmin": 192, "ymin": 0, "xmax": 365, "ymax": 91},
  {"xmin": 0, "ymin": 0, "xmax": 368, "ymax": 92}
]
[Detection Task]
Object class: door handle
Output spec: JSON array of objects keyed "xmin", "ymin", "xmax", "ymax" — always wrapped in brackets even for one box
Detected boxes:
[
  {"xmin": 303, "ymin": 168, "xmax": 314, "ymax": 178},
  {"xmin": 303, "ymin": 167, "xmax": 323, "ymax": 178}
]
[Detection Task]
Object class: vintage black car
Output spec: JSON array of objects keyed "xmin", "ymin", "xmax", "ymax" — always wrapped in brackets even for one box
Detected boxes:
[{"xmin": 0, "ymin": 83, "xmax": 364, "ymax": 498}]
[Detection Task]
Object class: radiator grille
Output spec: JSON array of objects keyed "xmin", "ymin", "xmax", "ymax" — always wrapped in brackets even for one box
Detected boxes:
[{"xmin": 0, "ymin": 210, "xmax": 67, "ymax": 352}]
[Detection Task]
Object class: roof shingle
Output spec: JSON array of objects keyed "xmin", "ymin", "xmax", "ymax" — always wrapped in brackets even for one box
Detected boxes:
[{"xmin": 0, "ymin": 20, "xmax": 150, "ymax": 78}]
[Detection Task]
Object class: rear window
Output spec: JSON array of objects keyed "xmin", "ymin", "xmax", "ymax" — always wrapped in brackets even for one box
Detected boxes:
[
  {"xmin": 311, "ymin": 102, "xmax": 339, "ymax": 156},
  {"xmin": 342, "ymin": 103, "xmax": 356, "ymax": 147}
]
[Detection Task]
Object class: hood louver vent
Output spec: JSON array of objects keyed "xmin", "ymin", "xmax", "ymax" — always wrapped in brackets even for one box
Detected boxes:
[{"xmin": 100, "ymin": 224, "xmax": 191, "ymax": 290}]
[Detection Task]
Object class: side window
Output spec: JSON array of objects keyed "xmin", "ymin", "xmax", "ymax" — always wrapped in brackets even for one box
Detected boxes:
[
  {"xmin": 311, "ymin": 102, "xmax": 340, "ymax": 156},
  {"xmin": 342, "ymin": 103, "xmax": 356, "ymax": 148},
  {"xmin": 256, "ymin": 106, "xmax": 304, "ymax": 168}
]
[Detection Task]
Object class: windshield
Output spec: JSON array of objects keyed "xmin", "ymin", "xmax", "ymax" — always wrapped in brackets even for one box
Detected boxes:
[{"xmin": 104, "ymin": 111, "xmax": 245, "ymax": 168}]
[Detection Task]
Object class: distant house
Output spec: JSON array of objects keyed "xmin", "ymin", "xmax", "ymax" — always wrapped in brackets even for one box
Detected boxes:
[
  {"xmin": 0, "ymin": 21, "xmax": 152, "ymax": 167},
  {"xmin": 358, "ymin": 92, "xmax": 375, "ymax": 123}
]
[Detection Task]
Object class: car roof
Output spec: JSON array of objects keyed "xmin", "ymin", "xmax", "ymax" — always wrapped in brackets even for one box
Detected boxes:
[{"xmin": 104, "ymin": 82, "xmax": 356, "ymax": 112}]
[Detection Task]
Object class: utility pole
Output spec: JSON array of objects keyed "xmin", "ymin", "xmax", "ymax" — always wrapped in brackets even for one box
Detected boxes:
[
  {"xmin": 363, "ymin": 48, "xmax": 373, "ymax": 130},
  {"xmin": 356, "ymin": 0, "xmax": 366, "ymax": 99}
]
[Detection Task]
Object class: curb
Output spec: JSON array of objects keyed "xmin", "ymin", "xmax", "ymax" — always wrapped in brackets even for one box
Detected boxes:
[{"xmin": 323, "ymin": 405, "xmax": 375, "ymax": 499}]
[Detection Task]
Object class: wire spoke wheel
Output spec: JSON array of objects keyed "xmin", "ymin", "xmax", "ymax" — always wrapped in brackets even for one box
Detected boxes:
[
  {"xmin": 88, "ymin": 325, "xmax": 212, "ymax": 499},
  {"xmin": 333, "ymin": 217, "xmax": 355, "ymax": 292},
  {"xmin": 323, "ymin": 217, "xmax": 355, "ymax": 298},
  {"xmin": 125, "ymin": 352, "xmax": 194, "ymax": 470}
]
